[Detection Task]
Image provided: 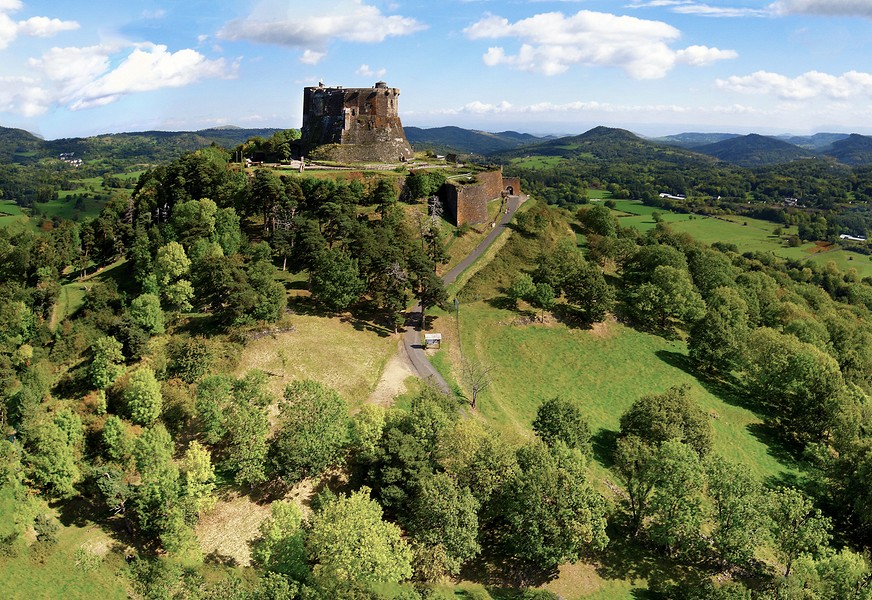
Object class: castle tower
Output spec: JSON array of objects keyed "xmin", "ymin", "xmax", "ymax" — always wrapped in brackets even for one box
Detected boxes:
[{"xmin": 300, "ymin": 81, "xmax": 413, "ymax": 163}]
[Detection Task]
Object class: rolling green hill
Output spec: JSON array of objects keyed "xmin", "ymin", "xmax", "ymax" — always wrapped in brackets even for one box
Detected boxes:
[
  {"xmin": 825, "ymin": 133, "xmax": 872, "ymax": 165},
  {"xmin": 693, "ymin": 133, "xmax": 812, "ymax": 166},
  {"xmin": 405, "ymin": 125, "xmax": 541, "ymax": 156}
]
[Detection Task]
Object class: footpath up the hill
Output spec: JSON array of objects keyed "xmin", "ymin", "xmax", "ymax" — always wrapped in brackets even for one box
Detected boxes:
[{"xmin": 401, "ymin": 194, "xmax": 525, "ymax": 394}]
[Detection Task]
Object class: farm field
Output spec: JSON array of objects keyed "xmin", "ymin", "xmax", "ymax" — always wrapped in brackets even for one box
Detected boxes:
[{"xmin": 605, "ymin": 199, "xmax": 872, "ymax": 278}]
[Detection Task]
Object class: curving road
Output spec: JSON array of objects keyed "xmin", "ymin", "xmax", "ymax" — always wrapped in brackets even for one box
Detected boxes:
[{"xmin": 401, "ymin": 194, "xmax": 525, "ymax": 393}]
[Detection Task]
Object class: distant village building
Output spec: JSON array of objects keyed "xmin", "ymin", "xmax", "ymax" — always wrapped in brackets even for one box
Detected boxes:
[
  {"xmin": 299, "ymin": 81, "xmax": 413, "ymax": 163},
  {"xmin": 659, "ymin": 192, "xmax": 685, "ymax": 201},
  {"xmin": 839, "ymin": 234, "xmax": 867, "ymax": 242}
]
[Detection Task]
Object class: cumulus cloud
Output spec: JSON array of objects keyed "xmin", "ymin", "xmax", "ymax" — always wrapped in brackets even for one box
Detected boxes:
[
  {"xmin": 770, "ymin": 0, "xmax": 872, "ymax": 17},
  {"xmin": 0, "ymin": 2, "xmax": 78, "ymax": 49},
  {"xmin": 356, "ymin": 63, "xmax": 386, "ymax": 78},
  {"xmin": 300, "ymin": 49, "xmax": 326, "ymax": 64},
  {"xmin": 218, "ymin": 0, "xmax": 425, "ymax": 62},
  {"xmin": 464, "ymin": 10, "xmax": 736, "ymax": 78},
  {"xmin": 716, "ymin": 70, "xmax": 872, "ymax": 100},
  {"xmin": 9, "ymin": 43, "xmax": 235, "ymax": 116}
]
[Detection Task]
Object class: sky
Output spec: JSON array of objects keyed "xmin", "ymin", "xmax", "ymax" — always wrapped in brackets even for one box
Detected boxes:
[{"xmin": 1, "ymin": 0, "xmax": 872, "ymax": 139}]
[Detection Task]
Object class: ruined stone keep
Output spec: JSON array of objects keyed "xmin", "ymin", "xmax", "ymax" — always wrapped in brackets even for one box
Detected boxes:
[{"xmin": 300, "ymin": 81, "xmax": 413, "ymax": 163}]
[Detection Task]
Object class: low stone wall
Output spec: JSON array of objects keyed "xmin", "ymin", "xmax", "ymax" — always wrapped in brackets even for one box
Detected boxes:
[{"xmin": 441, "ymin": 170, "xmax": 505, "ymax": 226}]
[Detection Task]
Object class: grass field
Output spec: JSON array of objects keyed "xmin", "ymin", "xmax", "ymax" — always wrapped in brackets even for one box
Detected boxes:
[
  {"xmin": 0, "ymin": 515, "xmax": 129, "ymax": 599},
  {"xmin": 0, "ymin": 200, "xmax": 28, "ymax": 230},
  {"xmin": 234, "ymin": 313, "xmax": 399, "ymax": 409},
  {"xmin": 607, "ymin": 200, "xmax": 872, "ymax": 279}
]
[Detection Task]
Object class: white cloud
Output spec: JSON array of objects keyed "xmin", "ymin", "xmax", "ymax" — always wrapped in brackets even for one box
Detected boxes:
[
  {"xmin": 421, "ymin": 98, "xmax": 761, "ymax": 118},
  {"xmin": 0, "ymin": 2, "xmax": 78, "ymax": 49},
  {"xmin": 218, "ymin": 0, "xmax": 426, "ymax": 62},
  {"xmin": 716, "ymin": 70, "xmax": 872, "ymax": 100},
  {"xmin": 770, "ymin": 0, "xmax": 872, "ymax": 17},
  {"xmin": 464, "ymin": 10, "xmax": 736, "ymax": 78},
  {"xmin": 300, "ymin": 49, "xmax": 326, "ymax": 64},
  {"xmin": 629, "ymin": 1, "xmax": 768, "ymax": 17},
  {"xmin": 356, "ymin": 63, "xmax": 386, "ymax": 78},
  {"xmin": 16, "ymin": 16, "xmax": 79, "ymax": 37},
  {"xmin": 6, "ymin": 43, "xmax": 236, "ymax": 115}
]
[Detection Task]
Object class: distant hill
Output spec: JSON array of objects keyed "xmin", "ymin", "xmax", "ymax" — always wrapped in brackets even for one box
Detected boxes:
[
  {"xmin": 0, "ymin": 126, "xmax": 285, "ymax": 166},
  {"xmin": 693, "ymin": 134, "xmax": 812, "ymax": 167},
  {"xmin": 405, "ymin": 126, "xmax": 540, "ymax": 156},
  {"xmin": 0, "ymin": 126, "xmax": 45, "ymax": 162},
  {"xmin": 494, "ymin": 126, "xmax": 719, "ymax": 169},
  {"xmin": 778, "ymin": 132, "xmax": 849, "ymax": 151},
  {"xmin": 654, "ymin": 132, "xmax": 740, "ymax": 148},
  {"xmin": 825, "ymin": 133, "xmax": 872, "ymax": 165}
]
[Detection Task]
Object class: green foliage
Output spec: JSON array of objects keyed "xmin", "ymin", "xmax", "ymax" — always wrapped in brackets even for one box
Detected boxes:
[
  {"xmin": 646, "ymin": 440, "xmax": 705, "ymax": 555},
  {"xmin": 532, "ymin": 396, "xmax": 592, "ymax": 456},
  {"xmin": 689, "ymin": 286, "xmax": 749, "ymax": 373},
  {"xmin": 744, "ymin": 327, "xmax": 844, "ymax": 442},
  {"xmin": 493, "ymin": 442, "xmax": 608, "ymax": 570},
  {"xmin": 123, "ymin": 366, "xmax": 163, "ymax": 426},
  {"xmin": 271, "ymin": 380, "xmax": 348, "ymax": 483},
  {"xmin": 767, "ymin": 487, "xmax": 832, "ymax": 577},
  {"xmin": 306, "ymin": 487, "xmax": 413, "ymax": 584},
  {"xmin": 406, "ymin": 472, "xmax": 480, "ymax": 578},
  {"xmin": 507, "ymin": 273, "xmax": 536, "ymax": 307},
  {"xmin": 310, "ymin": 249, "xmax": 365, "ymax": 312},
  {"xmin": 89, "ymin": 335, "xmax": 125, "ymax": 390},
  {"xmin": 619, "ymin": 384, "xmax": 712, "ymax": 457},
  {"xmin": 101, "ymin": 415, "xmax": 134, "ymax": 464},
  {"xmin": 252, "ymin": 500, "xmax": 309, "ymax": 581},
  {"xmin": 129, "ymin": 293, "xmax": 164, "ymax": 335},
  {"xmin": 23, "ymin": 409, "xmax": 83, "ymax": 499},
  {"xmin": 577, "ymin": 204, "xmax": 618, "ymax": 237},
  {"xmin": 180, "ymin": 440, "xmax": 216, "ymax": 515}
]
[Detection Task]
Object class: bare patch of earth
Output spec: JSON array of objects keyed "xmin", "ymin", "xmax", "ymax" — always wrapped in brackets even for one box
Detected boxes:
[{"xmin": 366, "ymin": 338, "xmax": 415, "ymax": 407}]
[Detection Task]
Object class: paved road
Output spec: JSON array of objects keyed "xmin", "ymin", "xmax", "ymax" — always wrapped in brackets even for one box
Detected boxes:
[{"xmin": 402, "ymin": 194, "xmax": 525, "ymax": 393}]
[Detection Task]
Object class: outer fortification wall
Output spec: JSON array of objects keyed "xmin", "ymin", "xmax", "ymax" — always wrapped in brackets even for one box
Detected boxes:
[
  {"xmin": 300, "ymin": 81, "xmax": 412, "ymax": 163},
  {"xmin": 441, "ymin": 170, "xmax": 520, "ymax": 226}
]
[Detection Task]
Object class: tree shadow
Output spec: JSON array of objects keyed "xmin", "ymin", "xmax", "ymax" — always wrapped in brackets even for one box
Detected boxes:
[
  {"xmin": 204, "ymin": 550, "xmax": 239, "ymax": 567},
  {"xmin": 592, "ymin": 428, "xmax": 619, "ymax": 469},
  {"xmin": 654, "ymin": 350, "xmax": 763, "ymax": 416}
]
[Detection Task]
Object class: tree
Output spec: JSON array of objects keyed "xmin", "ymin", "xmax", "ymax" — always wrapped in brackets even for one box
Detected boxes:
[
  {"xmin": 532, "ymin": 396, "xmax": 592, "ymax": 456},
  {"xmin": 577, "ymin": 204, "xmax": 618, "ymax": 237},
  {"xmin": 689, "ymin": 286, "xmax": 749, "ymax": 374},
  {"xmin": 23, "ymin": 410, "xmax": 83, "ymax": 499},
  {"xmin": 310, "ymin": 249, "xmax": 365, "ymax": 312},
  {"xmin": 507, "ymin": 273, "xmax": 536, "ymax": 308},
  {"xmin": 89, "ymin": 335, "xmax": 125, "ymax": 390},
  {"xmin": 613, "ymin": 434, "xmax": 658, "ymax": 535},
  {"xmin": 102, "ymin": 415, "xmax": 134, "ymax": 464},
  {"xmin": 619, "ymin": 384, "xmax": 712, "ymax": 458},
  {"xmin": 406, "ymin": 472, "xmax": 480, "ymax": 578},
  {"xmin": 744, "ymin": 327, "xmax": 844, "ymax": 442},
  {"xmin": 563, "ymin": 262, "xmax": 614, "ymax": 323},
  {"xmin": 531, "ymin": 282, "xmax": 555, "ymax": 321},
  {"xmin": 767, "ymin": 487, "xmax": 832, "ymax": 577},
  {"xmin": 155, "ymin": 241, "xmax": 194, "ymax": 311},
  {"xmin": 705, "ymin": 455, "xmax": 769, "ymax": 567},
  {"xmin": 646, "ymin": 440, "xmax": 705, "ymax": 556},
  {"xmin": 494, "ymin": 442, "xmax": 608, "ymax": 571},
  {"xmin": 306, "ymin": 488, "xmax": 412, "ymax": 584},
  {"xmin": 252, "ymin": 500, "xmax": 308, "ymax": 580},
  {"xmin": 180, "ymin": 441, "xmax": 216, "ymax": 516},
  {"xmin": 124, "ymin": 366, "xmax": 163, "ymax": 426},
  {"xmin": 627, "ymin": 265, "xmax": 705, "ymax": 332},
  {"xmin": 271, "ymin": 380, "xmax": 348, "ymax": 483},
  {"xmin": 129, "ymin": 293, "xmax": 165, "ymax": 335},
  {"xmin": 462, "ymin": 358, "xmax": 492, "ymax": 410}
]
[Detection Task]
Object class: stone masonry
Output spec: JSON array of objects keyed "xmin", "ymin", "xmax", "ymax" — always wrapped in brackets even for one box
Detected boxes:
[
  {"xmin": 300, "ymin": 81, "xmax": 413, "ymax": 163},
  {"xmin": 440, "ymin": 169, "xmax": 521, "ymax": 226}
]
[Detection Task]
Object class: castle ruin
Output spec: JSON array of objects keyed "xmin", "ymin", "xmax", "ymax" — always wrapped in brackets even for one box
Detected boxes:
[
  {"xmin": 300, "ymin": 81, "xmax": 413, "ymax": 163},
  {"xmin": 439, "ymin": 169, "xmax": 522, "ymax": 227}
]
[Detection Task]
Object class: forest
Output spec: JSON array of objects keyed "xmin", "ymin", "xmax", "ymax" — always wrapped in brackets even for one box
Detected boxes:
[{"xmin": 2, "ymin": 129, "xmax": 872, "ymax": 599}]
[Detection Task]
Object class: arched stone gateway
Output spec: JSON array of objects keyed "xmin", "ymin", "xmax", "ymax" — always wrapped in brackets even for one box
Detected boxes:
[{"xmin": 506, "ymin": 185, "xmax": 514, "ymax": 195}]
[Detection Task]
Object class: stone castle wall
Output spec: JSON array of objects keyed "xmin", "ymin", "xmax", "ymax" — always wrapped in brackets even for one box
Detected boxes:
[
  {"xmin": 442, "ymin": 170, "xmax": 521, "ymax": 226},
  {"xmin": 300, "ymin": 82, "xmax": 412, "ymax": 162}
]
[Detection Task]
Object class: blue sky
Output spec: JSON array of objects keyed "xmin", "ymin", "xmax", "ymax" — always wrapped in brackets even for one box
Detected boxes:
[{"xmin": 1, "ymin": 0, "xmax": 872, "ymax": 139}]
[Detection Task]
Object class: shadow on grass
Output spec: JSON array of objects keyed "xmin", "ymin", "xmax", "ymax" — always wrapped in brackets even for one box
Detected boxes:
[
  {"xmin": 592, "ymin": 428, "xmax": 620, "ymax": 469},
  {"xmin": 287, "ymin": 296, "xmax": 393, "ymax": 337}
]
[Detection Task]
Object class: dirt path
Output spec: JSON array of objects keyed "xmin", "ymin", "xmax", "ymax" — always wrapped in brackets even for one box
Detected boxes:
[{"xmin": 366, "ymin": 338, "xmax": 416, "ymax": 406}]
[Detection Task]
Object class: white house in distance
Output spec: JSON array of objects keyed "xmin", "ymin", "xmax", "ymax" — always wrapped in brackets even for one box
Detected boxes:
[{"xmin": 839, "ymin": 234, "xmax": 867, "ymax": 243}]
